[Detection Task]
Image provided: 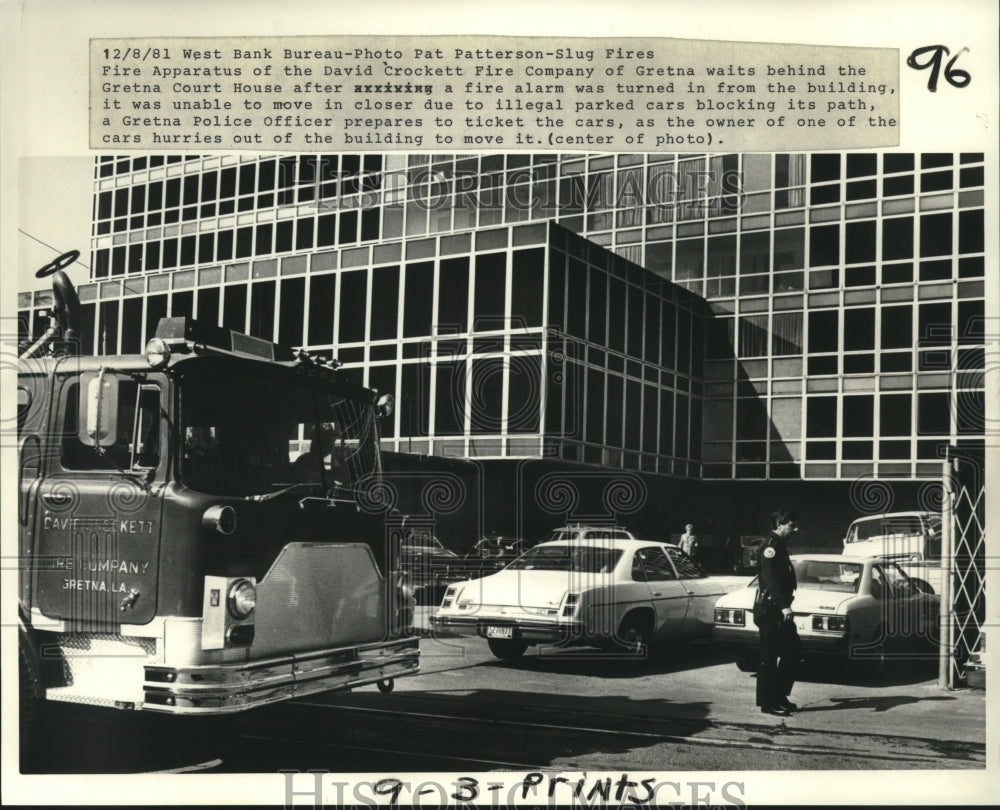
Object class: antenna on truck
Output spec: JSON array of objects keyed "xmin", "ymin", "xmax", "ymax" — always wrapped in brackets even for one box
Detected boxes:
[{"xmin": 19, "ymin": 250, "xmax": 83, "ymax": 359}]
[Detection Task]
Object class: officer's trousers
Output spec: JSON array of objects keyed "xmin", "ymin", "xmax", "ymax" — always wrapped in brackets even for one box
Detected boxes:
[{"xmin": 755, "ymin": 616, "xmax": 803, "ymax": 707}]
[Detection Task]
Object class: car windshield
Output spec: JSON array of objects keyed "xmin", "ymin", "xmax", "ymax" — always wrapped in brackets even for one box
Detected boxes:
[
  {"xmin": 848, "ymin": 516, "xmax": 926, "ymax": 542},
  {"xmin": 792, "ymin": 560, "xmax": 864, "ymax": 593},
  {"xmin": 472, "ymin": 537, "xmax": 523, "ymax": 556},
  {"xmin": 507, "ymin": 544, "xmax": 623, "ymax": 573},
  {"xmin": 179, "ymin": 365, "xmax": 379, "ymax": 496}
]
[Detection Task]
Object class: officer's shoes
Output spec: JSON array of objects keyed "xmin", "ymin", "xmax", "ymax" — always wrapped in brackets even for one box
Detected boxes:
[
  {"xmin": 777, "ymin": 699, "xmax": 798, "ymax": 711},
  {"xmin": 760, "ymin": 705, "xmax": 792, "ymax": 717}
]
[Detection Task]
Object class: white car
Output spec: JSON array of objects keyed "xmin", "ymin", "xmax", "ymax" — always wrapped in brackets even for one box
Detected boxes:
[
  {"xmin": 712, "ymin": 554, "xmax": 941, "ymax": 672},
  {"xmin": 842, "ymin": 511, "xmax": 943, "ymax": 594},
  {"xmin": 431, "ymin": 538, "xmax": 727, "ymax": 660}
]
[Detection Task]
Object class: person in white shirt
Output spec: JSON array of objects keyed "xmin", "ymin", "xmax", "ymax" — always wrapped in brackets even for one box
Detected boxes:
[{"xmin": 679, "ymin": 524, "xmax": 699, "ymax": 560}]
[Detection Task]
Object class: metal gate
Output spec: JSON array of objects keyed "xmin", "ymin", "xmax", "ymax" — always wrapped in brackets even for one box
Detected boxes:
[{"xmin": 939, "ymin": 446, "xmax": 987, "ymax": 688}]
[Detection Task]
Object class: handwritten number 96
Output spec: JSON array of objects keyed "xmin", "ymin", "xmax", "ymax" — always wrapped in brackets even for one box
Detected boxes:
[{"xmin": 907, "ymin": 45, "xmax": 971, "ymax": 92}]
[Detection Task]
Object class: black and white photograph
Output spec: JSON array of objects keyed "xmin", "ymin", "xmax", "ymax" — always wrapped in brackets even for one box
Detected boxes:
[{"xmin": 2, "ymin": 1, "xmax": 997, "ymax": 807}]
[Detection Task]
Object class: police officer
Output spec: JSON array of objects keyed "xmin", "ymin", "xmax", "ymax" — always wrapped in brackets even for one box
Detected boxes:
[{"xmin": 753, "ymin": 509, "xmax": 804, "ymax": 717}]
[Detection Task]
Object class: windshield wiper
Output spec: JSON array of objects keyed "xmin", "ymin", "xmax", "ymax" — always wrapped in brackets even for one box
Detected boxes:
[
  {"xmin": 246, "ymin": 481, "xmax": 324, "ymax": 502},
  {"xmin": 298, "ymin": 480, "xmax": 358, "ymax": 508}
]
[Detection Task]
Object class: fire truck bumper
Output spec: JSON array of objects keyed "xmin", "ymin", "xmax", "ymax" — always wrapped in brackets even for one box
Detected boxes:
[{"xmin": 141, "ymin": 635, "xmax": 419, "ymax": 714}]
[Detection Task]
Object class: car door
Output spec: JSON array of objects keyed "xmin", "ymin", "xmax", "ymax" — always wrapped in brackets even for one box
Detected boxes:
[
  {"xmin": 881, "ymin": 561, "xmax": 938, "ymax": 643},
  {"xmin": 32, "ymin": 373, "xmax": 165, "ymax": 628},
  {"xmin": 632, "ymin": 545, "xmax": 690, "ymax": 638},
  {"xmin": 665, "ymin": 546, "xmax": 721, "ymax": 637}
]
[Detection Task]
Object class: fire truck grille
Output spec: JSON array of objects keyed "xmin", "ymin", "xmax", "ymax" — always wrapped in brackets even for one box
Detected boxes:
[{"xmin": 251, "ymin": 542, "xmax": 388, "ymax": 657}]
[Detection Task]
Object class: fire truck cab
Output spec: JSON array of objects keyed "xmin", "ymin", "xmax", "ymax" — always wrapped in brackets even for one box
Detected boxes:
[{"xmin": 17, "ymin": 254, "xmax": 418, "ymax": 741}]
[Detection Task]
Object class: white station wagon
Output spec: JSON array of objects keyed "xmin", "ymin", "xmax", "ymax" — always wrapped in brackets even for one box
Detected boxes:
[
  {"xmin": 713, "ymin": 554, "xmax": 941, "ymax": 672},
  {"xmin": 431, "ymin": 538, "xmax": 727, "ymax": 660}
]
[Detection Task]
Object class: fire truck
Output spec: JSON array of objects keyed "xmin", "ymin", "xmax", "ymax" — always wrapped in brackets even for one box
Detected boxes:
[{"xmin": 16, "ymin": 252, "xmax": 418, "ymax": 745}]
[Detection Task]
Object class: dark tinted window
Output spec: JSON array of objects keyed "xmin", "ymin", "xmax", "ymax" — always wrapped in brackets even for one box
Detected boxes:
[
  {"xmin": 666, "ymin": 547, "xmax": 705, "ymax": 578},
  {"xmin": 633, "ymin": 546, "xmax": 676, "ymax": 581}
]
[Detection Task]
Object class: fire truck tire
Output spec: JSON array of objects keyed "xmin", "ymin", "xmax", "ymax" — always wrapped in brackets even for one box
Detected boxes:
[
  {"xmin": 19, "ymin": 638, "xmax": 40, "ymax": 760},
  {"xmin": 376, "ymin": 678, "xmax": 395, "ymax": 693}
]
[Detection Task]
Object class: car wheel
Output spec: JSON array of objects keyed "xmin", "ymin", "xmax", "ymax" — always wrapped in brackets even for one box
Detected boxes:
[
  {"xmin": 617, "ymin": 615, "xmax": 650, "ymax": 658},
  {"xmin": 487, "ymin": 638, "xmax": 528, "ymax": 660},
  {"xmin": 734, "ymin": 650, "xmax": 759, "ymax": 672}
]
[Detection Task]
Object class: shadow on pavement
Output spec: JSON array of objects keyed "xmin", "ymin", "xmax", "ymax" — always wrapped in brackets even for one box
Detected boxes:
[
  {"xmin": 484, "ymin": 638, "xmax": 733, "ymax": 679},
  {"xmin": 796, "ymin": 694, "xmax": 958, "ymax": 713},
  {"xmin": 308, "ymin": 686, "xmax": 718, "ymax": 767},
  {"xmin": 796, "ymin": 655, "xmax": 940, "ymax": 687},
  {"xmin": 725, "ymin": 654, "xmax": 941, "ymax": 689}
]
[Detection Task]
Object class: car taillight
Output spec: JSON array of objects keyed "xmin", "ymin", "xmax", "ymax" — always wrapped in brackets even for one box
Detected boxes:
[
  {"xmin": 714, "ymin": 608, "xmax": 745, "ymax": 625},
  {"xmin": 562, "ymin": 593, "xmax": 580, "ymax": 617},
  {"xmin": 812, "ymin": 615, "xmax": 848, "ymax": 632},
  {"xmin": 449, "ymin": 587, "xmax": 474, "ymax": 610}
]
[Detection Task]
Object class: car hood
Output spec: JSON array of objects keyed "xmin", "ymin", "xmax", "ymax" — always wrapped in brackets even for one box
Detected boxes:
[
  {"xmin": 716, "ymin": 586, "xmax": 858, "ymax": 614},
  {"xmin": 451, "ymin": 568, "xmax": 607, "ymax": 608}
]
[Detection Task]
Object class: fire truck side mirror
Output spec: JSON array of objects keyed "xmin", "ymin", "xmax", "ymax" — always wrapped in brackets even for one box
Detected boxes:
[{"xmin": 80, "ymin": 373, "xmax": 119, "ymax": 447}]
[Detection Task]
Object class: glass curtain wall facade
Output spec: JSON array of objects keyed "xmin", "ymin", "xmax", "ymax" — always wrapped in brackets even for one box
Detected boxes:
[{"xmin": 16, "ymin": 151, "xmax": 987, "ymax": 483}]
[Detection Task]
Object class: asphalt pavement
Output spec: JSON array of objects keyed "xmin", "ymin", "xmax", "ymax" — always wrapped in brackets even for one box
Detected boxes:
[{"xmin": 410, "ymin": 571, "xmax": 985, "ymax": 762}]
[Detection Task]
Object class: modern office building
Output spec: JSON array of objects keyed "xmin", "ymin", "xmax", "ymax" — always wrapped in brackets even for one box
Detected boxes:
[{"xmin": 17, "ymin": 151, "xmax": 987, "ymax": 543}]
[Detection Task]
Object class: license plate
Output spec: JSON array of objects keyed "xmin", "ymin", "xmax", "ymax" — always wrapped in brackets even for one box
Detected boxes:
[{"xmin": 486, "ymin": 625, "xmax": 513, "ymax": 639}]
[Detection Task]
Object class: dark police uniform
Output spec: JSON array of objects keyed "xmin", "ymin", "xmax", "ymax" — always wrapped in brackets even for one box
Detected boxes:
[{"xmin": 753, "ymin": 532, "xmax": 803, "ymax": 710}]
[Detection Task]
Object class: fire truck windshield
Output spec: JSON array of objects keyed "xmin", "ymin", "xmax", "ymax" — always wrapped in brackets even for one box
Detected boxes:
[{"xmin": 179, "ymin": 366, "xmax": 379, "ymax": 496}]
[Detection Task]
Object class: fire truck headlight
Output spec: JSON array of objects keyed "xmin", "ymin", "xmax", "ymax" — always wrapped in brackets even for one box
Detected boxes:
[
  {"xmin": 227, "ymin": 579, "xmax": 256, "ymax": 619},
  {"xmin": 202, "ymin": 505, "xmax": 238, "ymax": 535},
  {"xmin": 145, "ymin": 337, "xmax": 171, "ymax": 369}
]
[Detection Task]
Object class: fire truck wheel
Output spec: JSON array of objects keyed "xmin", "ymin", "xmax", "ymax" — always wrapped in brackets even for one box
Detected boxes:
[{"xmin": 376, "ymin": 678, "xmax": 395, "ymax": 693}]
